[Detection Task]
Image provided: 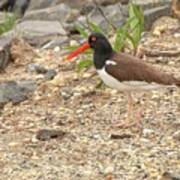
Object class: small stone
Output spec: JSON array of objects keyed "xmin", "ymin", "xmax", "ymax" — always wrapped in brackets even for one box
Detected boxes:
[
  {"xmin": 172, "ymin": 130, "xmax": 180, "ymax": 141},
  {"xmin": 143, "ymin": 128, "xmax": 155, "ymax": 136},
  {"xmin": 110, "ymin": 133, "xmax": 133, "ymax": 139},
  {"xmin": 104, "ymin": 165, "xmax": 114, "ymax": 174},
  {"xmin": 82, "ymin": 72, "xmax": 92, "ymax": 78},
  {"xmin": 54, "ymin": 46, "xmax": 60, "ymax": 52},
  {"xmin": 44, "ymin": 69, "xmax": 57, "ymax": 81},
  {"xmin": 70, "ymin": 40, "xmax": 79, "ymax": 46},
  {"xmin": 36, "ymin": 129, "xmax": 66, "ymax": 141},
  {"xmin": 59, "ymin": 87, "xmax": 73, "ymax": 100},
  {"xmin": 76, "ymin": 109, "xmax": 83, "ymax": 114},
  {"xmin": 50, "ymin": 74, "xmax": 65, "ymax": 86},
  {"xmin": 27, "ymin": 63, "xmax": 47, "ymax": 74},
  {"xmin": 31, "ymin": 136, "xmax": 39, "ymax": 143},
  {"xmin": 8, "ymin": 142, "xmax": 19, "ymax": 147}
]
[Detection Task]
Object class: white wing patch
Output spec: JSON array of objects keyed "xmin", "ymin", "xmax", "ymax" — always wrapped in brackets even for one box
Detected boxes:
[{"xmin": 106, "ymin": 60, "xmax": 117, "ymax": 65}]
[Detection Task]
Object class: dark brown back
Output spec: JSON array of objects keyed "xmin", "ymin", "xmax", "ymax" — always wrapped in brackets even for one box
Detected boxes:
[{"xmin": 105, "ymin": 52, "xmax": 178, "ymax": 86}]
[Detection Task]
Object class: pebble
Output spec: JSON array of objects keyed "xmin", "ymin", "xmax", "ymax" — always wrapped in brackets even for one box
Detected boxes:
[
  {"xmin": 8, "ymin": 142, "xmax": 20, "ymax": 147},
  {"xmin": 44, "ymin": 69, "xmax": 57, "ymax": 80},
  {"xmin": 54, "ymin": 46, "xmax": 60, "ymax": 52},
  {"xmin": 143, "ymin": 128, "xmax": 155, "ymax": 136},
  {"xmin": 172, "ymin": 130, "xmax": 180, "ymax": 141},
  {"xmin": 27, "ymin": 63, "xmax": 47, "ymax": 74}
]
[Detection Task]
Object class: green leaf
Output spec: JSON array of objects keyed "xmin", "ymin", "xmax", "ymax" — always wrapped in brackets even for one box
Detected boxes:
[
  {"xmin": 127, "ymin": 3, "xmax": 144, "ymax": 49},
  {"xmin": 88, "ymin": 22, "xmax": 104, "ymax": 34},
  {"xmin": 0, "ymin": 13, "xmax": 16, "ymax": 35},
  {"xmin": 75, "ymin": 25, "xmax": 89, "ymax": 38},
  {"xmin": 114, "ymin": 27, "xmax": 127, "ymax": 51},
  {"xmin": 76, "ymin": 59, "xmax": 93, "ymax": 72}
]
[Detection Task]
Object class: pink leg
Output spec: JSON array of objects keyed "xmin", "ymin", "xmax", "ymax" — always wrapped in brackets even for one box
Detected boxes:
[{"xmin": 113, "ymin": 92, "xmax": 143, "ymax": 129}]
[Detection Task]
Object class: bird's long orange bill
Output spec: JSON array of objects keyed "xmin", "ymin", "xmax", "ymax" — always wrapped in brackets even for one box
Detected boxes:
[{"xmin": 66, "ymin": 42, "xmax": 90, "ymax": 61}]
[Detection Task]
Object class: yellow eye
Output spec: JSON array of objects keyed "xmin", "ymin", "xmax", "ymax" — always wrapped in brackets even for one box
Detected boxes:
[{"xmin": 91, "ymin": 36, "xmax": 96, "ymax": 42}]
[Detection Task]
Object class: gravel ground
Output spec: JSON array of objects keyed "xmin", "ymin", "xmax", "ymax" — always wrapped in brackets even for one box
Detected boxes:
[{"xmin": 0, "ymin": 17, "xmax": 180, "ymax": 180}]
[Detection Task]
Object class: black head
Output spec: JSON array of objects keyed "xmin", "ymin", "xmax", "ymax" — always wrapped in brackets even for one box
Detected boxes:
[
  {"xmin": 88, "ymin": 33, "xmax": 114, "ymax": 69},
  {"xmin": 88, "ymin": 33, "xmax": 113, "ymax": 54}
]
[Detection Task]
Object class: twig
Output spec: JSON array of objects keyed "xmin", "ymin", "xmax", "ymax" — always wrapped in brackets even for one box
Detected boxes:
[
  {"xmin": 142, "ymin": 49, "xmax": 180, "ymax": 57},
  {"xmin": 92, "ymin": 0, "xmax": 117, "ymax": 32}
]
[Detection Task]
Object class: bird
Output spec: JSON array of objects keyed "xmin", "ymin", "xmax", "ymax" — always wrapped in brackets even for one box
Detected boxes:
[{"xmin": 66, "ymin": 33, "xmax": 180, "ymax": 128}]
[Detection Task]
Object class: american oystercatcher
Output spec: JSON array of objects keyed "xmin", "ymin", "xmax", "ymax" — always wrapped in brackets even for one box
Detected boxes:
[{"xmin": 66, "ymin": 33, "xmax": 180, "ymax": 128}]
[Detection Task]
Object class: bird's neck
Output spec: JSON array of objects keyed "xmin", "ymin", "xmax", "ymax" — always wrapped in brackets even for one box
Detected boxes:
[{"xmin": 94, "ymin": 49, "xmax": 114, "ymax": 70}]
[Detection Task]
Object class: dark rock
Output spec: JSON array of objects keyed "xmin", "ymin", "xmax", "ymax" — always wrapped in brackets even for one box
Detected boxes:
[
  {"xmin": 27, "ymin": 0, "xmax": 53, "ymax": 11},
  {"xmin": 23, "ymin": 4, "xmax": 72, "ymax": 22},
  {"xmin": 0, "ymin": 80, "xmax": 36, "ymax": 106},
  {"xmin": 0, "ymin": 38, "xmax": 11, "ymax": 72},
  {"xmin": 0, "ymin": 0, "xmax": 15, "ymax": 12},
  {"xmin": 0, "ymin": 0, "xmax": 30, "ymax": 16},
  {"xmin": 26, "ymin": 63, "xmax": 47, "ymax": 74},
  {"xmin": 13, "ymin": 0, "xmax": 30, "ymax": 16},
  {"xmin": 44, "ymin": 69, "xmax": 57, "ymax": 81},
  {"xmin": 10, "ymin": 20, "xmax": 66, "ymax": 47},
  {"xmin": 110, "ymin": 133, "xmax": 133, "ymax": 139},
  {"xmin": 17, "ymin": 80, "xmax": 37, "ymax": 92},
  {"xmin": 74, "ymin": 3, "xmax": 128, "ymax": 32},
  {"xmin": 36, "ymin": 129, "xmax": 66, "ymax": 141}
]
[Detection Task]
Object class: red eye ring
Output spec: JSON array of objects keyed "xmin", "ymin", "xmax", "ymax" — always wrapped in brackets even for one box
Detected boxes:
[{"xmin": 91, "ymin": 36, "xmax": 96, "ymax": 42}]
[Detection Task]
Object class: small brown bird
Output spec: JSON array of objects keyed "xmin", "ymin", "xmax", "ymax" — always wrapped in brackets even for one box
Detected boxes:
[{"xmin": 67, "ymin": 33, "xmax": 180, "ymax": 128}]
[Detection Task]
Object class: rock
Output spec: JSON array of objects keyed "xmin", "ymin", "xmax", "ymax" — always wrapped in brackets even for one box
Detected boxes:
[
  {"xmin": 0, "ymin": 36, "xmax": 11, "ymax": 72},
  {"xmin": 89, "ymin": 3, "xmax": 127, "ymax": 29},
  {"xmin": 27, "ymin": 0, "xmax": 53, "ymax": 11},
  {"xmin": 144, "ymin": 5, "xmax": 171, "ymax": 30},
  {"xmin": 171, "ymin": 0, "xmax": 180, "ymax": 18},
  {"xmin": 42, "ymin": 36, "xmax": 68, "ymax": 49},
  {"xmin": 74, "ymin": 3, "xmax": 127, "ymax": 32},
  {"xmin": 60, "ymin": 87, "xmax": 73, "ymax": 100},
  {"xmin": 110, "ymin": 133, "xmax": 133, "ymax": 139},
  {"xmin": 49, "ymin": 74, "xmax": 65, "ymax": 87},
  {"xmin": 172, "ymin": 130, "xmax": 180, "ymax": 141},
  {"xmin": 0, "ymin": 0, "xmax": 16, "ymax": 12},
  {"xmin": 10, "ymin": 20, "xmax": 66, "ymax": 47},
  {"xmin": 23, "ymin": 4, "xmax": 72, "ymax": 22},
  {"xmin": 132, "ymin": 0, "xmax": 171, "ymax": 10},
  {"xmin": 161, "ymin": 171, "xmax": 180, "ymax": 180},
  {"xmin": 0, "ymin": 80, "xmax": 36, "ymax": 106},
  {"xmin": 0, "ymin": 0, "xmax": 30, "ymax": 16},
  {"xmin": 36, "ymin": 129, "xmax": 66, "ymax": 141},
  {"xmin": 13, "ymin": 0, "xmax": 30, "ymax": 16},
  {"xmin": 44, "ymin": 69, "xmax": 57, "ymax": 81},
  {"xmin": 10, "ymin": 38, "xmax": 37, "ymax": 65},
  {"xmin": 26, "ymin": 63, "xmax": 47, "ymax": 74}
]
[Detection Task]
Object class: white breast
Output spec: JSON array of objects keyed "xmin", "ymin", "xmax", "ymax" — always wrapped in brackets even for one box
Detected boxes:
[{"xmin": 97, "ymin": 68, "xmax": 173, "ymax": 92}]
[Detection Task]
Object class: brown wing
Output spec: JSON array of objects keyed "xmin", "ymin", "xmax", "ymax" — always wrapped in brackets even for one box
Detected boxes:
[{"xmin": 105, "ymin": 52, "xmax": 177, "ymax": 86}]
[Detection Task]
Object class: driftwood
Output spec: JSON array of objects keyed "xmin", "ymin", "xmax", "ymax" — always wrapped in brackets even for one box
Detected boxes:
[{"xmin": 142, "ymin": 48, "xmax": 180, "ymax": 57}]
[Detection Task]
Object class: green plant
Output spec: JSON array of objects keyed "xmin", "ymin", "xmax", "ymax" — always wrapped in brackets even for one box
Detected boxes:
[
  {"xmin": 0, "ymin": 13, "xmax": 16, "ymax": 35},
  {"xmin": 114, "ymin": 3, "xmax": 144, "ymax": 51}
]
